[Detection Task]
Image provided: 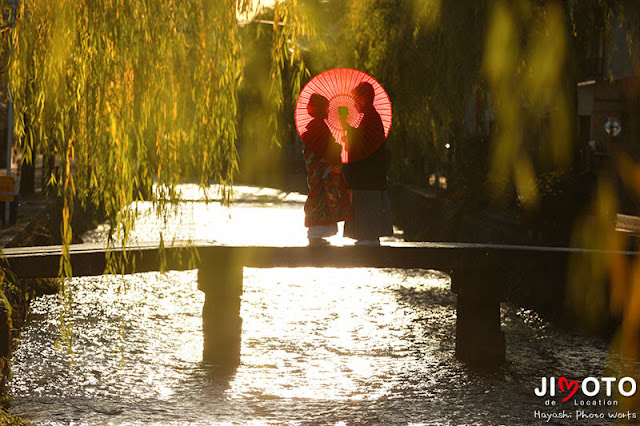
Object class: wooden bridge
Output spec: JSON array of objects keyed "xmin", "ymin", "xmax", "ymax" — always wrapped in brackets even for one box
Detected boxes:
[{"xmin": 1, "ymin": 241, "xmax": 616, "ymax": 369}]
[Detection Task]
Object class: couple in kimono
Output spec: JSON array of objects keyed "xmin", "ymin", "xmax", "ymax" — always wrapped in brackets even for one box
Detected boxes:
[{"xmin": 301, "ymin": 82, "xmax": 392, "ymax": 246}]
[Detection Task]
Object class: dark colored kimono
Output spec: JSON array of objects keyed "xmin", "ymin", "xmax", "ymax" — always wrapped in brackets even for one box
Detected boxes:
[{"xmin": 341, "ymin": 107, "xmax": 393, "ymax": 240}]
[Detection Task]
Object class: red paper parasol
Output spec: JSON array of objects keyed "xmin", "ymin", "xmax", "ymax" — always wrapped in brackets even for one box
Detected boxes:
[{"xmin": 295, "ymin": 68, "xmax": 392, "ymax": 163}]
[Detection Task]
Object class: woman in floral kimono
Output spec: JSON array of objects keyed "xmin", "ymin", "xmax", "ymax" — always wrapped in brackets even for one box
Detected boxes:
[{"xmin": 301, "ymin": 94, "xmax": 353, "ymax": 245}]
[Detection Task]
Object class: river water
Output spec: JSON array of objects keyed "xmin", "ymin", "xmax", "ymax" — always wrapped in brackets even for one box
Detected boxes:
[{"xmin": 7, "ymin": 185, "xmax": 636, "ymax": 425}]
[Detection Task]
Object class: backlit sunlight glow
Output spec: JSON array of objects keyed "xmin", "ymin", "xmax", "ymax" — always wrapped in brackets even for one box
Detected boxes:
[
  {"xmin": 83, "ymin": 185, "xmax": 354, "ymax": 247},
  {"xmin": 238, "ymin": 0, "xmax": 278, "ymax": 25},
  {"xmin": 11, "ymin": 260, "xmax": 452, "ymax": 415},
  {"xmin": 11, "ymin": 187, "xmax": 453, "ymax": 415},
  {"xmin": 8, "ymin": 0, "xmax": 640, "ymax": 422},
  {"xmin": 232, "ymin": 267, "xmax": 447, "ymax": 401}
]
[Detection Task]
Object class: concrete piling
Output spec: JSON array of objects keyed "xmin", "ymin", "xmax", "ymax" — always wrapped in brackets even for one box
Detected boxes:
[{"xmin": 197, "ymin": 262, "xmax": 244, "ymax": 370}]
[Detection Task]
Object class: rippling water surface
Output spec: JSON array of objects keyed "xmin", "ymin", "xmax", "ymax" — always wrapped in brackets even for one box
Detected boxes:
[{"xmin": 7, "ymin": 186, "xmax": 628, "ymax": 424}]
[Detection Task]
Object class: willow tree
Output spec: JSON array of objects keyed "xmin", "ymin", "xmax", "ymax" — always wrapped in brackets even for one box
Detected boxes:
[
  {"xmin": 337, "ymin": 0, "xmax": 488, "ymax": 186},
  {"xmin": 7, "ymin": 0, "xmax": 312, "ymax": 347}
]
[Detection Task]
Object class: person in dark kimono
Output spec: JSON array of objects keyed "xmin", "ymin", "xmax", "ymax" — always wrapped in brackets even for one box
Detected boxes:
[{"xmin": 340, "ymin": 82, "xmax": 393, "ymax": 246}]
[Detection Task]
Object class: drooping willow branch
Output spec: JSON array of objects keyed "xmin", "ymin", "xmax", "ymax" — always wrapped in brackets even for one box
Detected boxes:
[{"xmin": 8, "ymin": 0, "xmax": 307, "ymax": 350}]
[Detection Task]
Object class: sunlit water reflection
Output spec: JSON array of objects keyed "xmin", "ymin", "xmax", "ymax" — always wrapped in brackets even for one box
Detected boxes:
[{"xmin": 8, "ymin": 186, "xmax": 625, "ymax": 424}]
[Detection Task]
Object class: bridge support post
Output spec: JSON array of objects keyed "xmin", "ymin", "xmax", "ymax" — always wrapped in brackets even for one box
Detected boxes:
[
  {"xmin": 451, "ymin": 270, "xmax": 506, "ymax": 365},
  {"xmin": 197, "ymin": 261, "xmax": 243, "ymax": 370}
]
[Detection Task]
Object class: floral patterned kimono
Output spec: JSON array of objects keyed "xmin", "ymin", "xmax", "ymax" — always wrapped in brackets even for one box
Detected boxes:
[{"xmin": 302, "ymin": 118, "xmax": 353, "ymax": 233}]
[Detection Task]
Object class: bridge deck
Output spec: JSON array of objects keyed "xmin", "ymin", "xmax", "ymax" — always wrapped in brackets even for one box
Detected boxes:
[
  {"xmin": 1, "ymin": 240, "xmax": 621, "ymax": 279},
  {"xmin": 3, "ymin": 241, "xmax": 631, "ymax": 366}
]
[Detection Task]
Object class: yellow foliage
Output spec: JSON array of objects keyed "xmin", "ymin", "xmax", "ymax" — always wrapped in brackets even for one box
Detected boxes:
[
  {"xmin": 7, "ymin": 0, "xmax": 307, "ymax": 350},
  {"xmin": 484, "ymin": 0, "xmax": 572, "ymax": 206}
]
